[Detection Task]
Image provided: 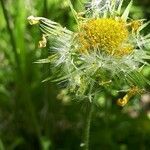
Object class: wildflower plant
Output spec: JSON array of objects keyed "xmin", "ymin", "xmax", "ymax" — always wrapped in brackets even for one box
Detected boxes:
[
  {"xmin": 28, "ymin": 0, "xmax": 150, "ymax": 149},
  {"xmin": 28, "ymin": 0, "xmax": 149, "ymax": 105}
]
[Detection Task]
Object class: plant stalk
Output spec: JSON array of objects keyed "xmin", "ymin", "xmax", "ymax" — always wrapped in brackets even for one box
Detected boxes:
[
  {"xmin": 0, "ymin": 0, "xmax": 20, "ymax": 68},
  {"xmin": 82, "ymin": 103, "xmax": 94, "ymax": 150}
]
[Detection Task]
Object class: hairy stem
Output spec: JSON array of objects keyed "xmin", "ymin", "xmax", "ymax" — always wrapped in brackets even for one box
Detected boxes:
[{"xmin": 82, "ymin": 103, "xmax": 94, "ymax": 150}]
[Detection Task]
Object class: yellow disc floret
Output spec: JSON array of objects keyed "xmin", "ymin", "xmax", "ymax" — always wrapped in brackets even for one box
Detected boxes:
[{"xmin": 78, "ymin": 18, "xmax": 133, "ymax": 56}]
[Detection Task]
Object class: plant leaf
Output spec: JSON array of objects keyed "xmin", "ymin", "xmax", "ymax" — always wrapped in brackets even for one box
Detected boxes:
[
  {"xmin": 68, "ymin": 0, "xmax": 79, "ymax": 25},
  {"xmin": 137, "ymin": 21, "xmax": 150, "ymax": 32},
  {"xmin": 121, "ymin": 0, "xmax": 133, "ymax": 21},
  {"xmin": 117, "ymin": 0, "xmax": 124, "ymax": 14}
]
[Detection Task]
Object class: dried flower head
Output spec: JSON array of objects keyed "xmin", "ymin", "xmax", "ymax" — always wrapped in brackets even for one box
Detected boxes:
[{"xmin": 28, "ymin": 0, "xmax": 150, "ymax": 106}]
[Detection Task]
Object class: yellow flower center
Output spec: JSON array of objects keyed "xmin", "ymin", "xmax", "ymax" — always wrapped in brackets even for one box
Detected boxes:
[{"xmin": 78, "ymin": 18, "xmax": 133, "ymax": 56}]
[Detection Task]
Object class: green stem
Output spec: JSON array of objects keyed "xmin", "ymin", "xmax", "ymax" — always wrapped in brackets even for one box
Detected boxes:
[
  {"xmin": 82, "ymin": 103, "xmax": 94, "ymax": 150},
  {"xmin": 0, "ymin": 0, "xmax": 20, "ymax": 68},
  {"xmin": 43, "ymin": 0, "xmax": 48, "ymax": 17}
]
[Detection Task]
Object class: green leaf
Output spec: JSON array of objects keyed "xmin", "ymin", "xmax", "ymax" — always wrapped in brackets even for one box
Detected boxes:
[
  {"xmin": 126, "ymin": 71, "xmax": 150, "ymax": 87},
  {"xmin": 121, "ymin": 0, "xmax": 133, "ymax": 21},
  {"xmin": 68, "ymin": 0, "xmax": 79, "ymax": 25},
  {"xmin": 42, "ymin": 74, "xmax": 69, "ymax": 83},
  {"xmin": 117, "ymin": 0, "xmax": 124, "ymax": 14},
  {"xmin": 0, "ymin": 139, "xmax": 5, "ymax": 150},
  {"xmin": 35, "ymin": 54, "xmax": 58, "ymax": 64},
  {"xmin": 35, "ymin": 58, "xmax": 51, "ymax": 64},
  {"xmin": 137, "ymin": 21, "xmax": 150, "ymax": 32}
]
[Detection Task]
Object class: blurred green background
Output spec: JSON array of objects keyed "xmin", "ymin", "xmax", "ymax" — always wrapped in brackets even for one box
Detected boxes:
[{"xmin": 0, "ymin": 0, "xmax": 150, "ymax": 150}]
